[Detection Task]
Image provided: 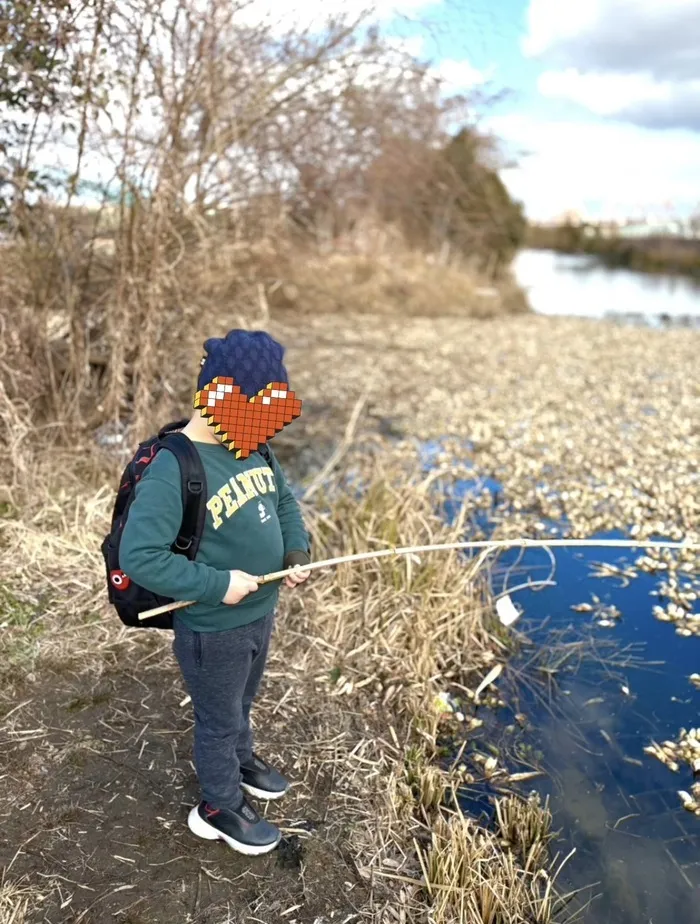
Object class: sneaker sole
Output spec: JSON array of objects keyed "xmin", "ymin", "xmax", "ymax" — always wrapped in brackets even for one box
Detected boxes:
[
  {"xmin": 187, "ymin": 806, "xmax": 281, "ymax": 856},
  {"xmin": 241, "ymin": 781, "xmax": 289, "ymax": 801}
]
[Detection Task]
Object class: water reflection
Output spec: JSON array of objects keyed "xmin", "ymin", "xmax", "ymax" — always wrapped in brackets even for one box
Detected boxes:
[
  {"xmin": 514, "ymin": 249, "xmax": 700, "ymax": 328},
  {"xmin": 426, "ymin": 450, "xmax": 700, "ymax": 921},
  {"xmin": 502, "ymin": 542, "xmax": 700, "ymax": 922}
]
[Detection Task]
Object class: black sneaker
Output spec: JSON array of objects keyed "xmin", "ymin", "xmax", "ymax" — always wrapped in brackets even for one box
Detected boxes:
[
  {"xmin": 240, "ymin": 752, "xmax": 289, "ymax": 801},
  {"xmin": 187, "ymin": 798, "xmax": 281, "ymax": 856}
]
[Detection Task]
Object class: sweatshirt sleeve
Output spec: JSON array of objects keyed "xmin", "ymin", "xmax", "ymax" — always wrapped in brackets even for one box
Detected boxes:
[
  {"xmin": 270, "ymin": 450, "xmax": 309, "ymax": 555},
  {"xmin": 119, "ymin": 450, "xmax": 230, "ymax": 605}
]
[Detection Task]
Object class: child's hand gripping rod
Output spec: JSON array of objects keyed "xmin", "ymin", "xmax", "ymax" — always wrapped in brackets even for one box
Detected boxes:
[
  {"xmin": 137, "ymin": 563, "xmax": 311, "ymax": 621},
  {"xmin": 136, "ymin": 538, "xmax": 698, "ymax": 622}
]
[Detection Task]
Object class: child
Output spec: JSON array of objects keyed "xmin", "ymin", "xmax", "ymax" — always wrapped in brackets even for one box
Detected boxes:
[{"xmin": 119, "ymin": 329, "xmax": 310, "ymax": 856}]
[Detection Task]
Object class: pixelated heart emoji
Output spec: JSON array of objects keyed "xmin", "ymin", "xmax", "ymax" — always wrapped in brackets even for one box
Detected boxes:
[{"xmin": 193, "ymin": 376, "xmax": 302, "ymax": 459}]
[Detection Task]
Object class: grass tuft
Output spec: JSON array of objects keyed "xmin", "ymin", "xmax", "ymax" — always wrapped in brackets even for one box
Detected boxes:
[
  {"xmin": 494, "ymin": 793, "xmax": 555, "ymax": 870},
  {"xmin": 0, "ymin": 875, "xmax": 37, "ymax": 924},
  {"xmin": 418, "ymin": 802, "xmax": 570, "ymax": 924}
]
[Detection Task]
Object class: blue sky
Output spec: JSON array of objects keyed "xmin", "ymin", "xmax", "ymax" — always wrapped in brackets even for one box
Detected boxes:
[
  {"xmin": 388, "ymin": 0, "xmax": 536, "ymax": 102},
  {"xmin": 379, "ymin": 0, "xmax": 700, "ymax": 222},
  {"xmin": 40, "ymin": 0, "xmax": 700, "ymax": 224}
]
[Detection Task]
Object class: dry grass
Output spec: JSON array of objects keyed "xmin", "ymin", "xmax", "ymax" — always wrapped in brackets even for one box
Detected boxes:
[
  {"xmin": 0, "ymin": 429, "xmax": 569, "ymax": 922},
  {"xmin": 273, "ymin": 311, "xmax": 699, "ymax": 542},
  {"xmin": 6, "ymin": 307, "xmax": 695, "ymax": 921},
  {"xmin": 418, "ymin": 804, "xmax": 567, "ymax": 924},
  {"xmin": 5, "ymin": 302, "xmax": 697, "ymax": 924},
  {"xmin": 286, "ymin": 446, "xmax": 573, "ymax": 923},
  {"xmin": 300, "ymin": 449, "xmax": 497, "ymax": 707},
  {"xmin": 0, "ymin": 223, "xmax": 526, "ymax": 452},
  {"xmin": 0, "ymin": 875, "xmax": 36, "ymax": 924},
  {"xmin": 0, "ymin": 304, "xmax": 697, "ymax": 924},
  {"xmin": 267, "ymin": 241, "xmax": 528, "ymax": 319},
  {"xmin": 494, "ymin": 794, "xmax": 555, "ymax": 870}
]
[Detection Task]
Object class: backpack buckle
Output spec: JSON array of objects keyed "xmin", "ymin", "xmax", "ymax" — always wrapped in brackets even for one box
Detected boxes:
[
  {"xmin": 174, "ymin": 535, "xmax": 193, "ymax": 551},
  {"xmin": 187, "ymin": 479, "xmax": 203, "ymax": 495}
]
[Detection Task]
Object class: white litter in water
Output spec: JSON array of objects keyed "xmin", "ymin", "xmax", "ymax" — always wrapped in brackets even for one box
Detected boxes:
[
  {"xmin": 496, "ymin": 595, "xmax": 521, "ymax": 627},
  {"xmin": 475, "ymin": 663, "xmax": 503, "ymax": 699}
]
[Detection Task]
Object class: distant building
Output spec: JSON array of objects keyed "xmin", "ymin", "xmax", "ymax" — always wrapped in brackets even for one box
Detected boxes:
[
  {"xmin": 618, "ymin": 218, "xmax": 687, "ymax": 238},
  {"xmin": 536, "ymin": 208, "xmax": 699, "ymax": 241}
]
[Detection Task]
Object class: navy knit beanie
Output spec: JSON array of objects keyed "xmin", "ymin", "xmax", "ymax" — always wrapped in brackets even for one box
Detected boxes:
[{"xmin": 197, "ymin": 329, "xmax": 288, "ymax": 398}]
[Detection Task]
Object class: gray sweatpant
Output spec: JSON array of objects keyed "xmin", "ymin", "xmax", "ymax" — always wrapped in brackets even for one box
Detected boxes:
[{"xmin": 172, "ymin": 609, "xmax": 275, "ymax": 811}]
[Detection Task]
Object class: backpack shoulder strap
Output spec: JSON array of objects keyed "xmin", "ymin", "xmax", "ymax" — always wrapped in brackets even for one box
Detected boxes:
[
  {"xmin": 158, "ymin": 419, "xmax": 190, "ymax": 439},
  {"xmin": 259, "ymin": 443, "xmax": 273, "ymax": 466},
  {"xmin": 159, "ymin": 432, "xmax": 207, "ymax": 560}
]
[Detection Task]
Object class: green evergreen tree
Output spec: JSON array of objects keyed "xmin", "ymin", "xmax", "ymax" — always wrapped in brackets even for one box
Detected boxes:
[{"xmin": 441, "ymin": 128, "xmax": 526, "ymax": 275}]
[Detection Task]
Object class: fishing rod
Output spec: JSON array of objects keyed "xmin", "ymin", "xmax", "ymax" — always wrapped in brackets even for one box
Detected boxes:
[{"xmin": 137, "ymin": 537, "xmax": 698, "ymax": 621}]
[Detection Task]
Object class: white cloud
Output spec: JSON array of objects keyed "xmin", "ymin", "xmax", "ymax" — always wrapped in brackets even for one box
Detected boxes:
[
  {"xmin": 522, "ymin": 0, "xmax": 602, "ymax": 60},
  {"xmin": 523, "ymin": 0, "xmax": 699, "ymax": 76},
  {"xmin": 490, "ymin": 113, "xmax": 700, "ymax": 221},
  {"xmin": 434, "ymin": 58, "xmax": 488, "ymax": 94},
  {"xmin": 537, "ymin": 70, "xmax": 669, "ymax": 117},
  {"xmin": 537, "ymin": 70, "xmax": 700, "ymax": 130},
  {"xmin": 522, "ymin": 0, "xmax": 700, "ymax": 130}
]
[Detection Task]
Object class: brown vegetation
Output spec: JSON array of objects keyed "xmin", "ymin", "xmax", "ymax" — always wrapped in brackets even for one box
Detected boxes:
[
  {"xmin": 528, "ymin": 224, "xmax": 700, "ymax": 278},
  {"xmin": 16, "ymin": 4, "xmax": 700, "ymax": 923},
  {"xmin": 0, "ymin": 422, "xmax": 571, "ymax": 923},
  {"xmin": 3, "ymin": 279, "xmax": 698, "ymax": 921},
  {"xmin": 1, "ymin": 0, "xmax": 526, "ymax": 445}
]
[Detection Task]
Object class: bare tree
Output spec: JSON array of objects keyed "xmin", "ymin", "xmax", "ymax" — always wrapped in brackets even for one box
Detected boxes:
[{"xmin": 1, "ymin": 0, "xmax": 523, "ymax": 439}]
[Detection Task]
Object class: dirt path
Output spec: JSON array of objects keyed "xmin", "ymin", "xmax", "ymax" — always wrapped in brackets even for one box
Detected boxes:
[{"xmin": 0, "ymin": 645, "xmax": 369, "ymax": 924}]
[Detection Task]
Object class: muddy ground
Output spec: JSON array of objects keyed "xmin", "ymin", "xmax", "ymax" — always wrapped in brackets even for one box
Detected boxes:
[{"xmin": 0, "ymin": 640, "xmax": 374, "ymax": 924}]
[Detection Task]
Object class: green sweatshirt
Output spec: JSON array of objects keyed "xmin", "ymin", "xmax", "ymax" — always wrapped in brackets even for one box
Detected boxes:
[{"xmin": 119, "ymin": 439, "xmax": 309, "ymax": 631}]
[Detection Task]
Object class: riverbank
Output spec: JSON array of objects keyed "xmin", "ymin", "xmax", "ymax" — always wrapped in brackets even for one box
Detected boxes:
[
  {"xmin": 1, "ymin": 311, "xmax": 698, "ymax": 922},
  {"xmin": 527, "ymin": 227, "xmax": 700, "ymax": 279},
  {"xmin": 0, "ymin": 435, "xmax": 564, "ymax": 924}
]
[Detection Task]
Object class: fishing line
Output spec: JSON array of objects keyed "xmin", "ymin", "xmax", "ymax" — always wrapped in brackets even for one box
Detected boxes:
[{"xmin": 137, "ymin": 538, "xmax": 698, "ymax": 621}]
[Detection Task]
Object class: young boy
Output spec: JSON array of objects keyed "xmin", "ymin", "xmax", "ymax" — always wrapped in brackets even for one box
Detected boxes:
[{"xmin": 119, "ymin": 329, "xmax": 310, "ymax": 856}]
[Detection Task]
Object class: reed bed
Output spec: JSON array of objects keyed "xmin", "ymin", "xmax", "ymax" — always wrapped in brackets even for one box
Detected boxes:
[
  {"xmin": 289, "ymin": 446, "xmax": 577, "ymax": 923},
  {"xmin": 417, "ymin": 804, "xmax": 568, "ymax": 924},
  {"xmin": 0, "ymin": 432, "xmax": 571, "ymax": 923}
]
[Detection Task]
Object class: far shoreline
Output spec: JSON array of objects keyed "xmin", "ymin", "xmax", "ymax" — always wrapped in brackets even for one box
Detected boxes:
[{"xmin": 526, "ymin": 226, "xmax": 700, "ymax": 281}]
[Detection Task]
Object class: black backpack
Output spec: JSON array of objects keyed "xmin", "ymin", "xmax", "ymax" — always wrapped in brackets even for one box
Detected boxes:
[
  {"xmin": 101, "ymin": 420, "xmax": 275, "ymax": 630},
  {"xmin": 101, "ymin": 420, "xmax": 207, "ymax": 630}
]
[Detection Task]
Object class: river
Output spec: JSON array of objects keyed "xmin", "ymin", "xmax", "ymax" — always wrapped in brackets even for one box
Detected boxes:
[
  {"xmin": 503, "ymin": 251, "xmax": 700, "ymax": 921},
  {"xmin": 423, "ymin": 245, "xmax": 700, "ymax": 922},
  {"xmin": 513, "ymin": 248, "xmax": 700, "ymax": 328},
  {"xmin": 424, "ymin": 459, "xmax": 700, "ymax": 923}
]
